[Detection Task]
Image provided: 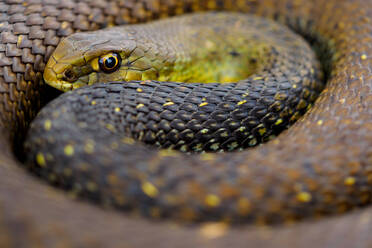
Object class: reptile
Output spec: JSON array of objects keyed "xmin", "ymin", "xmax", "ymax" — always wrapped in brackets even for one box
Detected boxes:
[
  {"xmin": 0, "ymin": 0, "xmax": 372, "ymax": 247},
  {"xmin": 25, "ymin": 12, "xmax": 326, "ymax": 222}
]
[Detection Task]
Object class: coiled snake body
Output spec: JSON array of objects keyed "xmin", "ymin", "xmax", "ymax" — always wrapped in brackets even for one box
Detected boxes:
[
  {"xmin": 25, "ymin": 12, "xmax": 326, "ymax": 223},
  {"xmin": 1, "ymin": 0, "xmax": 372, "ymax": 247}
]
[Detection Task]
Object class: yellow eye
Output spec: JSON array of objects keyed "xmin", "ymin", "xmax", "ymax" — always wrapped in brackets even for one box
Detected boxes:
[{"xmin": 98, "ymin": 52, "xmax": 122, "ymax": 73}]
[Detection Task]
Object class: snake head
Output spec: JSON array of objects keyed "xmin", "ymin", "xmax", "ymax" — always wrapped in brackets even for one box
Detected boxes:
[{"xmin": 44, "ymin": 27, "xmax": 154, "ymax": 92}]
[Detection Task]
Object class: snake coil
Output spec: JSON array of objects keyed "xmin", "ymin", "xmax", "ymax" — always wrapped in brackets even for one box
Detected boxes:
[{"xmin": 0, "ymin": 0, "xmax": 371, "ymax": 247}]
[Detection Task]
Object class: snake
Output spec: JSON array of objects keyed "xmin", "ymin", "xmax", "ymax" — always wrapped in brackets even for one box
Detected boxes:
[
  {"xmin": 25, "ymin": 11, "xmax": 327, "ymax": 222},
  {"xmin": 1, "ymin": 0, "xmax": 372, "ymax": 247}
]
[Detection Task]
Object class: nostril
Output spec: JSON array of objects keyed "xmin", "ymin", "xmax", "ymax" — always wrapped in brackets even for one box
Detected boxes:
[{"xmin": 63, "ymin": 69, "xmax": 76, "ymax": 82}]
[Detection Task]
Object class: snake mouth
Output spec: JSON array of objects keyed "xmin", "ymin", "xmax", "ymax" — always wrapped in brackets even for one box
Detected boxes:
[
  {"xmin": 44, "ymin": 67, "xmax": 156, "ymax": 92},
  {"xmin": 46, "ymin": 79, "xmax": 84, "ymax": 92}
]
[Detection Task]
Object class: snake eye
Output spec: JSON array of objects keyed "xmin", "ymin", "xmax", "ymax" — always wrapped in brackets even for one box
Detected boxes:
[{"xmin": 98, "ymin": 52, "xmax": 122, "ymax": 73}]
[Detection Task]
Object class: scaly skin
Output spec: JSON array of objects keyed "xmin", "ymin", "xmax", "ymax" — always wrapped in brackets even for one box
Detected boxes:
[
  {"xmin": 25, "ymin": 12, "xmax": 324, "ymax": 222},
  {"xmin": 0, "ymin": 0, "xmax": 372, "ymax": 247}
]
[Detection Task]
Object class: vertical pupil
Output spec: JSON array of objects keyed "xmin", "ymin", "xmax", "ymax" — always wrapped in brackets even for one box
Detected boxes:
[{"xmin": 105, "ymin": 57, "xmax": 116, "ymax": 68}]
